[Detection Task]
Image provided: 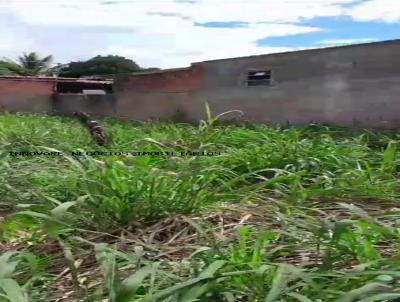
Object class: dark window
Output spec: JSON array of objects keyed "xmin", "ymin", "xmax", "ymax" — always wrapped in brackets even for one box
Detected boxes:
[
  {"xmin": 56, "ymin": 81, "xmax": 113, "ymax": 94},
  {"xmin": 247, "ymin": 70, "xmax": 272, "ymax": 86}
]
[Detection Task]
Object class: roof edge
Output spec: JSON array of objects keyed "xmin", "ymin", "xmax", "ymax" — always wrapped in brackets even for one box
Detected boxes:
[
  {"xmin": 0, "ymin": 75, "xmax": 113, "ymax": 84},
  {"xmin": 127, "ymin": 67, "xmax": 191, "ymax": 76},
  {"xmin": 192, "ymin": 38, "xmax": 400, "ymax": 65}
]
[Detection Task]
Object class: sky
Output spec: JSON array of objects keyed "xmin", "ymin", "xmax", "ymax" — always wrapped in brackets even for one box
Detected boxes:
[{"xmin": 0, "ymin": 0, "xmax": 399, "ymax": 69}]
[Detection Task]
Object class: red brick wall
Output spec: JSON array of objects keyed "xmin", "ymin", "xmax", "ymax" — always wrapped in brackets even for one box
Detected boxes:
[
  {"xmin": 117, "ymin": 65, "xmax": 204, "ymax": 92},
  {"xmin": 0, "ymin": 79, "xmax": 54, "ymax": 95},
  {"xmin": 0, "ymin": 79, "xmax": 54, "ymax": 113}
]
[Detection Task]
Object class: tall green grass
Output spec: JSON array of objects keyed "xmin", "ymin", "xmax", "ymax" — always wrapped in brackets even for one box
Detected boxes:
[{"xmin": 1, "ymin": 113, "xmax": 400, "ymax": 301}]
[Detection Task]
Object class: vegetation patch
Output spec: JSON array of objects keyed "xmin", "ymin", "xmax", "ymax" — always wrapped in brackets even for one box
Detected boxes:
[{"xmin": 1, "ymin": 113, "xmax": 400, "ymax": 301}]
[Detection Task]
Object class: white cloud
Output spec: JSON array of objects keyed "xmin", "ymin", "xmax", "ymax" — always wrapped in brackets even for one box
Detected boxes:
[
  {"xmin": 0, "ymin": 0, "xmax": 398, "ymax": 68},
  {"xmin": 103, "ymin": 45, "xmax": 309, "ymax": 68},
  {"xmin": 3, "ymin": 0, "xmax": 354, "ymax": 26},
  {"xmin": 317, "ymin": 38, "xmax": 377, "ymax": 45},
  {"xmin": 98, "ymin": 21, "xmax": 322, "ymax": 67},
  {"xmin": 347, "ymin": 0, "xmax": 400, "ymax": 23}
]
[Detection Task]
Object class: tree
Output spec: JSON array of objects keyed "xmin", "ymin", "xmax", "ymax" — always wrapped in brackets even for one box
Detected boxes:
[
  {"xmin": 58, "ymin": 55, "xmax": 159, "ymax": 78},
  {"xmin": 0, "ymin": 60, "xmax": 20, "ymax": 75},
  {"xmin": 13, "ymin": 52, "xmax": 53, "ymax": 76},
  {"xmin": 0, "ymin": 52, "xmax": 53, "ymax": 76}
]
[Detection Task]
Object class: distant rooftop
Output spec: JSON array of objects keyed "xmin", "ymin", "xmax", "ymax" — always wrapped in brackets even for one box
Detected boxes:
[
  {"xmin": 0, "ymin": 75, "xmax": 113, "ymax": 84},
  {"xmin": 127, "ymin": 67, "xmax": 190, "ymax": 76}
]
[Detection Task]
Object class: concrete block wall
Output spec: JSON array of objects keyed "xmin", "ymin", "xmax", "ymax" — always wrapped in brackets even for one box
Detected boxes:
[
  {"xmin": 194, "ymin": 39, "xmax": 400, "ymax": 127},
  {"xmin": 53, "ymin": 94, "xmax": 116, "ymax": 116}
]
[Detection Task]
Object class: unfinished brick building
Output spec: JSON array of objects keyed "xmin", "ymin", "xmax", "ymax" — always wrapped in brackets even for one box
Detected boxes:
[{"xmin": 1, "ymin": 38, "xmax": 400, "ymax": 127}]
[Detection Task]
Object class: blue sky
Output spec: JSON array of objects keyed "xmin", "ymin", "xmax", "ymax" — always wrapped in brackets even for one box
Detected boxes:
[
  {"xmin": 0, "ymin": 0, "xmax": 399, "ymax": 68},
  {"xmin": 257, "ymin": 16, "xmax": 400, "ymax": 47}
]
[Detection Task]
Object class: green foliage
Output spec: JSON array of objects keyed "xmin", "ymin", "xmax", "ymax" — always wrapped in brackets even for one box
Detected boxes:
[
  {"xmin": 0, "ymin": 252, "xmax": 47, "ymax": 302},
  {"xmin": 0, "ymin": 60, "xmax": 20, "ymax": 75},
  {"xmin": 0, "ymin": 53, "xmax": 53, "ymax": 76},
  {"xmin": 58, "ymin": 55, "xmax": 157, "ymax": 78},
  {"xmin": 1, "ymin": 113, "xmax": 400, "ymax": 301},
  {"xmin": 76, "ymin": 158, "xmax": 220, "ymax": 227},
  {"xmin": 17, "ymin": 52, "xmax": 53, "ymax": 75},
  {"xmin": 0, "ymin": 52, "xmax": 53, "ymax": 76}
]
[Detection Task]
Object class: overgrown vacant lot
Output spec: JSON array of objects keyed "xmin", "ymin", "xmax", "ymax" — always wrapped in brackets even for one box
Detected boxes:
[{"xmin": 1, "ymin": 113, "xmax": 400, "ymax": 302}]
